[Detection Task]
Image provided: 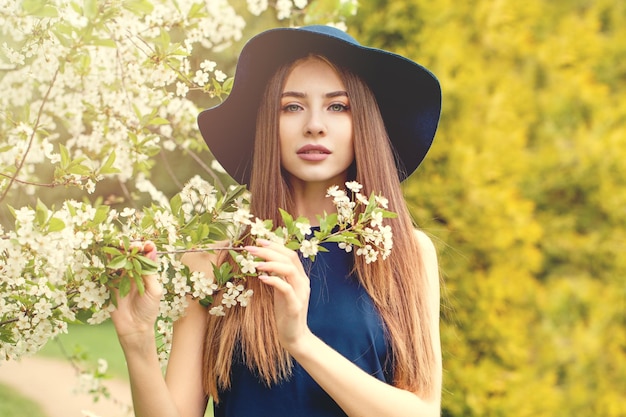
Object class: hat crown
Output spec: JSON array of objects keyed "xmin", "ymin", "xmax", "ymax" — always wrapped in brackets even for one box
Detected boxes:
[{"xmin": 300, "ymin": 25, "xmax": 360, "ymax": 46}]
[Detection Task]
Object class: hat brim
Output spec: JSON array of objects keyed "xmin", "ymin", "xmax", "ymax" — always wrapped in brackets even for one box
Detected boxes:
[{"xmin": 198, "ymin": 26, "xmax": 441, "ymax": 185}]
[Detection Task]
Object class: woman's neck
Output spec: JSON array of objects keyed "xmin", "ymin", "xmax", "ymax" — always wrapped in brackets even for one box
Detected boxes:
[{"xmin": 288, "ymin": 179, "xmax": 341, "ymax": 226}]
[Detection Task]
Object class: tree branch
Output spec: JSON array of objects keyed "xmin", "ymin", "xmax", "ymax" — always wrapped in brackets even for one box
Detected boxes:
[{"xmin": 0, "ymin": 66, "xmax": 60, "ymax": 203}]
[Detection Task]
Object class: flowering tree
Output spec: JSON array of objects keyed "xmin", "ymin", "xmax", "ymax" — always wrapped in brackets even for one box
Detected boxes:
[{"xmin": 0, "ymin": 0, "xmax": 369, "ymax": 367}]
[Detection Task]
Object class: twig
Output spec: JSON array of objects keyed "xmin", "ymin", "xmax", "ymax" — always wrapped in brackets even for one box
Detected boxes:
[
  {"xmin": 0, "ymin": 66, "xmax": 60, "ymax": 203},
  {"xmin": 156, "ymin": 246, "xmax": 245, "ymax": 255}
]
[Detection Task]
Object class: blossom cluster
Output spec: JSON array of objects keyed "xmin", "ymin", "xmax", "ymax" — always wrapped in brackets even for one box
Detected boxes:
[
  {"xmin": 1, "ymin": 0, "xmax": 244, "ymax": 199},
  {"xmin": 1, "ymin": 0, "xmax": 349, "ymax": 204},
  {"xmin": 0, "ymin": 0, "xmax": 362, "ymax": 369},
  {"xmin": 327, "ymin": 181, "xmax": 394, "ymax": 263},
  {"xmin": 0, "ymin": 177, "xmax": 394, "ymax": 365},
  {"xmin": 0, "ymin": 2, "xmax": 362, "ymax": 414}
]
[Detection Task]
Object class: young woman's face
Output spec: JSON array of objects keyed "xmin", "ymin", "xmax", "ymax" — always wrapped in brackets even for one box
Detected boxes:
[{"xmin": 279, "ymin": 57, "xmax": 354, "ymax": 188}]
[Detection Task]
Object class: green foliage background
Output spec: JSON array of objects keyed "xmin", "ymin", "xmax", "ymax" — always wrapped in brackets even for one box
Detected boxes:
[
  {"xmin": 348, "ymin": 0, "xmax": 625, "ymax": 415},
  {"xmin": 3, "ymin": 0, "xmax": 624, "ymax": 415}
]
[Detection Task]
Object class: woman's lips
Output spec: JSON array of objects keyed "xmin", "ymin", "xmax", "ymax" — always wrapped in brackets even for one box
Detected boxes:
[{"xmin": 297, "ymin": 144, "xmax": 331, "ymax": 161}]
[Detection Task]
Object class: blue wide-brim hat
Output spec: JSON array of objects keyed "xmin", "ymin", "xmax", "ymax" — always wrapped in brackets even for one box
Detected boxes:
[{"xmin": 197, "ymin": 25, "xmax": 441, "ymax": 185}]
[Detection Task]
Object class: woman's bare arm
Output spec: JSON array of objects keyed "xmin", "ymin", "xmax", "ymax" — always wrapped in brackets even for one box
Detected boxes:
[
  {"xmin": 110, "ymin": 248, "xmax": 212, "ymax": 417},
  {"xmin": 251, "ymin": 230, "xmax": 442, "ymax": 417}
]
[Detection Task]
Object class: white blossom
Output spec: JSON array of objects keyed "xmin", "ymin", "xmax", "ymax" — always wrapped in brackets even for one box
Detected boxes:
[
  {"xmin": 299, "ymin": 238, "xmax": 319, "ymax": 258},
  {"xmin": 175, "ymin": 81, "xmax": 189, "ymax": 97},
  {"xmin": 247, "ymin": 0, "xmax": 268, "ymax": 15},
  {"xmin": 250, "ymin": 218, "xmax": 269, "ymax": 237},
  {"xmin": 294, "ymin": 0, "xmax": 308, "ymax": 9},
  {"xmin": 375, "ymin": 195, "xmax": 389, "ymax": 209},
  {"xmin": 236, "ymin": 289, "xmax": 254, "ymax": 307},
  {"xmin": 295, "ymin": 221, "xmax": 312, "ymax": 236},
  {"xmin": 209, "ymin": 306, "xmax": 226, "ymax": 316},
  {"xmin": 193, "ymin": 69, "xmax": 210, "ymax": 86},
  {"xmin": 214, "ymin": 69, "xmax": 227, "ymax": 82},
  {"xmin": 276, "ymin": 0, "xmax": 293, "ymax": 19},
  {"xmin": 345, "ymin": 181, "xmax": 363, "ymax": 193},
  {"xmin": 236, "ymin": 253, "xmax": 258, "ymax": 274},
  {"xmin": 338, "ymin": 241, "xmax": 353, "ymax": 253},
  {"xmin": 233, "ymin": 207, "xmax": 252, "ymax": 225},
  {"xmin": 370, "ymin": 210, "xmax": 384, "ymax": 228}
]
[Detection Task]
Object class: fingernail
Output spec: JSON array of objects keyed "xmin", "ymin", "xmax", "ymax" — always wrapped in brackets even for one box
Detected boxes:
[
  {"xmin": 244, "ymin": 246, "xmax": 258, "ymax": 254},
  {"xmin": 256, "ymin": 239, "xmax": 270, "ymax": 247}
]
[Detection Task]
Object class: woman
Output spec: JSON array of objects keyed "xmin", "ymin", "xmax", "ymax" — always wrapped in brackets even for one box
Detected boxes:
[{"xmin": 111, "ymin": 25, "xmax": 442, "ymax": 417}]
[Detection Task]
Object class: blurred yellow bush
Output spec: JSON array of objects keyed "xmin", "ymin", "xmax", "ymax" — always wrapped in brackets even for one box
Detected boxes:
[{"xmin": 352, "ymin": 0, "xmax": 626, "ymax": 415}]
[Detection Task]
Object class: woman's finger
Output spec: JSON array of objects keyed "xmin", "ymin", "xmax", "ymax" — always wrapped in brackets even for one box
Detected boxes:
[
  {"xmin": 142, "ymin": 273, "xmax": 163, "ymax": 299},
  {"xmin": 142, "ymin": 241, "xmax": 158, "ymax": 261},
  {"xmin": 255, "ymin": 260, "xmax": 296, "ymax": 279},
  {"xmin": 246, "ymin": 241, "xmax": 306, "ymax": 272}
]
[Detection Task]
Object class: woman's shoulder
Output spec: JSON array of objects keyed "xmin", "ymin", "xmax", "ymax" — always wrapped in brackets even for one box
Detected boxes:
[
  {"xmin": 412, "ymin": 229, "xmax": 440, "ymax": 287},
  {"xmin": 181, "ymin": 241, "xmax": 230, "ymax": 275},
  {"xmin": 412, "ymin": 229, "xmax": 437, "ymax": 258}
]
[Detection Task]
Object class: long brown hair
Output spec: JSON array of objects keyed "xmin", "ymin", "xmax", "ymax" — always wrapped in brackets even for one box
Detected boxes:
[{"xmin": 203, "ymin": 55, "xmax": 436, "ymax": 401}]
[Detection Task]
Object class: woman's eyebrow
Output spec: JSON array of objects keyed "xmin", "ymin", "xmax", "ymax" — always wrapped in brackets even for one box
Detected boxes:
[
  {"xmin": 326, "ymin": 91, "xmax": 348, "ymax": 98},
  {"xmin": 280, "ymin": 90, "xmax": 348, "ymax": 98},
  {"xmin": 281, "ymin": 91, "xmax": 306, "ymax": 98}
]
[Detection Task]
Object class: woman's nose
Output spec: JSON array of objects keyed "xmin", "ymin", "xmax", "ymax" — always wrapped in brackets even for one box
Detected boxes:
[{"xmin": 304, "ymin": 110, "xmax": 327, "ymax": 136}]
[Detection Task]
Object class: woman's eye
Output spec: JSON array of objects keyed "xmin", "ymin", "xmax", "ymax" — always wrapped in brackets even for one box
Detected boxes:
[
  {"xmin": 283, "ymin": 104, "xmax": 302, "ymax": 112},
  {"xmin": 329, "ymin": 103, "xmax": 349, "ymax": 112}
]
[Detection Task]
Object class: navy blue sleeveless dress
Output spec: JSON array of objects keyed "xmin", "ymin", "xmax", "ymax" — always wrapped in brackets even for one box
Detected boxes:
[{"xmin": 213, "ymin": 241, "xmax": 393, "ymax": 417}]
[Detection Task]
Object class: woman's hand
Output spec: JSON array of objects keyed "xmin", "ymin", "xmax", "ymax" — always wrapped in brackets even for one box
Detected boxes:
[
  {"xmin": 110, "ymin": 241, "xmax": 163, "ymax": 346},
  {"xmin": 245, "ymin": 239, "xmax": 312, "ymax": 351}
]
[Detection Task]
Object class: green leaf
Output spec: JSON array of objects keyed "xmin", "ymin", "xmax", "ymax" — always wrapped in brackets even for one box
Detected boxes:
[
  {"xmin": 91, "ymin": 38, "xmax": 116, "ymax": 47},
  {"xmin": 47, "ymin": 217, "xmax": 66, "ymax": 232},
  {"xmin": 187, "ymin": 1, "xmax": 206, "ymax": 18},
  {"xmin": 7, "ymin": 205, "xmax": 16, "ymax": 220},
  {"xmin": 74, "ymin": 309, "xmax": 94, "ymax": 324},
  {"xmin": 98, "ymin": 271, "xmax": 110, "ymax": 285},
  {"xmin": 380, "ymin": 209, "xmax": 398, "ymax": 219},
  {"xmin": 99, "ymin": 151, "xmax": 120, "ymax": 175},
  {"xmin": 121, "ymin": 236, "xmax": 131, "ymax": 251},
  {"xmin": 319, "ymin": 213, "xmax": 338, "ymax": 233},
  {"xmin": 279, "ymin": 208, "xmax": 294, "ymax": 232},
  {"xmin": 148, "ymin": 117, "xmax": 170, "ymax": 126},
  {"xmin": 22, "ymin": 0, "xmax": 58, "ymax": 17},
  {"xmin": 132, "ymin": 258, "xmax": 142, "ymax": 273},
  {"xmin": 213, "ymin": 261, "xmax": 233, "ymax": 286},
  {"xmin": 59, "ymin": 144, "xmax": 70, "ymax": 168},
  {"xmin": 68, "ymin": 162, "xmax": 92, "ymax": 176},
  {"xmin": 132, "ymin": 271, "xmax": 145, "ymax": 295},
  {"xmin": 52, "ymin": 22, "xmax": 75, "ymax": 47},
  {"xmin": 138, "ymin": 255, "xmax": 159, "ymax": 275},
  {"xmin": 199, "ymin": 296, "xmax": 213, "ymax": 307},
  {"xmin": 325, "ymin": 234, "xmax": 361, "ymax": 246},
  {"xmin": 123, "ymin": 0, "xmax": 154, "ymax": 15},
  {"xmin": 101, "ymin": 246, "xmax": 124, "ymax": 257},
  {"xmin": 362, "ymin": 192, "xmax": 377, "ymax": 217},
  {"xmin": 83, "ymin": 0, "xmax": 98, "ymax": 18},
  {"xmin": 118, "ymin": 276, "xmax": 131, "ymax": 298},
  {"xmin": 35, "ymin": 200, "xmax": 49, "ymax": 227},
  {"xmin": 74, "ymin": 50, "xmax": 91, "ymax": 75},
  {"xmin": 169, "ymin": 194, "xmax": 182, "ymax": 217},
  {"xmin": 107, "ymin": 255, "xmax": 127, "ymax": 270},
  {"xmin": 222, "ymin": 77, "xmax": 234, "ymax": 94},
  {"xmin": 285, "ymin": 241, "xmax": 300, "ymax": 251},
  {"xmin": 0, "ymin": 326, "xmax": 16, "ymax": 344},
  {"xmin": 93, "ymin": 205, "xmax": 110, "ymax": 224},
  {"xmin": 191, "ymin": 223, "xmax": 210, "ymax": 243},
  {"xmin": 207, "ymin": 222, "xmax": 231, "ymax": 241}
]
